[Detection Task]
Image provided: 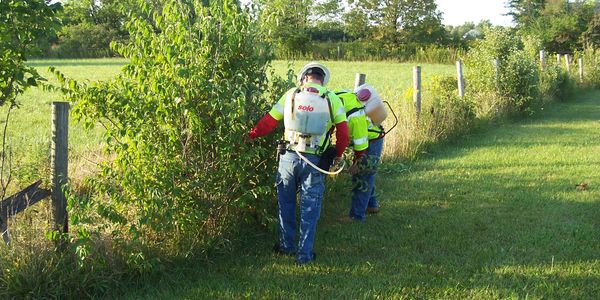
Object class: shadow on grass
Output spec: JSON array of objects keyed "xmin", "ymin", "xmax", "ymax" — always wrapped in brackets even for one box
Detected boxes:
[{"xmin": 115, "ymin": 90, "xmax": 600, "ymax": 299}]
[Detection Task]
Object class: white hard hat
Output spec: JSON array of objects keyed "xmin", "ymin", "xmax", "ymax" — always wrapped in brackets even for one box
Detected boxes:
[{"xmin": 297, "ymin": 61, "xmax": 330, "ymax": 86}]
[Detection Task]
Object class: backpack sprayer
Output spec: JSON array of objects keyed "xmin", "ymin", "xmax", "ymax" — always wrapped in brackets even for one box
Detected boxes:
[
  {"xmin": 355, "ymin": 83, "xmax": 398, "ymax": 136},
  {"xmin": 282, "ymin": 87, "xmax": 345, "ymax": 175}
]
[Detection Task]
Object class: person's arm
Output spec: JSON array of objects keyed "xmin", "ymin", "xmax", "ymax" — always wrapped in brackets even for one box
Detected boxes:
[
  {"xmin": 328, "ymin": 93, "xmax": 350, "ymax": 158},
  {"xmin": 246, "ymin": 90, "xmax": 289, "ymax": 140},
  {"xmin": 334, "ymin": 121, "xmax": 349, "ymax": 157},
  {"xmin": 248, "ymin": 114, "xmax": 278, "ymax": 139}
]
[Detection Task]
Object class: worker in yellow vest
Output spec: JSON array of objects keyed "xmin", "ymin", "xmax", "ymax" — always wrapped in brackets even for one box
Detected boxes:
[
  {"xmin": 247, "ymin": 62, "xmax": 349, "ymax": 265},
  {"xmin": 345, "ymin": 87, "xmax": 386, "ymax": 221}
]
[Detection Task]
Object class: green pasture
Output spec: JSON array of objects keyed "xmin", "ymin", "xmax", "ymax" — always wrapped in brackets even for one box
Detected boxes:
[{"xmin": 115, "ymin": 89, "xmax": 600, "ymax": 299}]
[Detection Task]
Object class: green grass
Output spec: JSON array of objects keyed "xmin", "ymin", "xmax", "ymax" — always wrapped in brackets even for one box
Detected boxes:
[
  {"xmin": 1, "ymin": 59, "xmax": 125, "ymax": 191},
  {"xmin": 112, "ymin": 90, "xmax": 600, "ymax": 299}
]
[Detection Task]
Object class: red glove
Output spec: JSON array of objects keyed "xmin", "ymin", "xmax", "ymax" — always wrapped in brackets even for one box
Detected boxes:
[{"xmin": 248, "ymin": 114, "xmax": 279, "ymax": 139}]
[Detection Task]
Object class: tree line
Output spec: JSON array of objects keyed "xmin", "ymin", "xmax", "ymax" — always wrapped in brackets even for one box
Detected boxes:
[{"xmin": 22, "ymin": 0, "xmax": 600, "ymax": 60}]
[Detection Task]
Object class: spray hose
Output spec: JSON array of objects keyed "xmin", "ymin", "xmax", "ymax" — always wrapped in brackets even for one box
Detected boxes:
[{"xmin": 295, "ymin": 149, "xmax": 345, "ymax": 175}]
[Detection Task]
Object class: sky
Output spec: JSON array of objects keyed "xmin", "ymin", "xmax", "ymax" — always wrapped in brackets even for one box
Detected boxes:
[
  {"xmin": 436, "ymin": 0, "xmax": 514, "ymax": 27},
  {"xmin": 239, "ymin": 0, "xmax": 515, "ymax": 27}
]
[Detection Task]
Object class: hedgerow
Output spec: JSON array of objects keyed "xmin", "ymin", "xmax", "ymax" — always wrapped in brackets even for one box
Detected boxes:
[{"xmin": 55, "ymin": 0, "xmax": 291, "ymax": 270}]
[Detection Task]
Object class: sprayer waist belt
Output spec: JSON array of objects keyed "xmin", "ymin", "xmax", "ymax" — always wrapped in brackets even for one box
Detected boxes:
[{"xmin": 286, "ymin": 143, "xmax": 321, "ymax": 155}]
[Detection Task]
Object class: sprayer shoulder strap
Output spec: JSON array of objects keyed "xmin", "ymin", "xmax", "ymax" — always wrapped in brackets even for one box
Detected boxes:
[
  {"xmin": 346, "ymin": 107, "xmax": 365, "ymax": 118},
  {"xmin": 316, "ymin": 91, "xmax": 336, "ymax": 155},
  {"xmin": 323, "ymin": 91, "xmax": 335, "ymax": 124}
]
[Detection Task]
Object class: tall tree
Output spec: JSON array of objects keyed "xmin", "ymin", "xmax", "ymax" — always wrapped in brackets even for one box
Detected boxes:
[
  {"xmin": 53, "ymin": 0, "xmax": 128, "ymax": 57},
  {"xmin": 357, "ymin": 0, "xmax": 445, "ymax": 51},
  {"xmin": 507, "ymin": 0, "xmax": 545, "ymax": 28},
  {"xmin": 256, "ymin": 0, "xmax": 312, "ymax": 56},
  {"xmin": 509, "ymin": 0, "xmax": 597, "ymax": 51},
  {"xmin": 343, "ymin": 0, "xmax": 374, "ymax": 40}
]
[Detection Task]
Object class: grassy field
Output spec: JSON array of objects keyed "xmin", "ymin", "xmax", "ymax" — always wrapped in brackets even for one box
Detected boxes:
[
  {"xmin": 1, "ymin": 59, "xmax": 125, "ymax": 192},
  {"xmin": 112, "ymin": 89, "xmax": 600, "ymax": 299}
]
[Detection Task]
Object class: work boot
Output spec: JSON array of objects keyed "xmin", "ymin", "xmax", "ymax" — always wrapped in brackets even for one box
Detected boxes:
[
  {"xmin": 366, "ymin": 207, "xmax": 380, "ymax": 214},
  {"xmin": 272, "ymin": 243, "xmax": 294, "ymax": 256},
  {"xmin": 338, "ymin": 215, "xmax": 358, "ymax": 223}
]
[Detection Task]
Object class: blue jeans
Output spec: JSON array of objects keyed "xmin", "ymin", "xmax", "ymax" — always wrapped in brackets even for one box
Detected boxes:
[
  {"xmin": 349, "ymin": 138, "xmax": 384, "ymax": 221},
  {"xmin": 276, "ymin": 151, "xmax": 325, "ymax": 264}
]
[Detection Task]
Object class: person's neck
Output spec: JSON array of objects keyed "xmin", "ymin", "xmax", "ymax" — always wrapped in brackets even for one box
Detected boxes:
[{"xmin": 304, "ymin": 79, "xmax": 323, "ymax": 86}]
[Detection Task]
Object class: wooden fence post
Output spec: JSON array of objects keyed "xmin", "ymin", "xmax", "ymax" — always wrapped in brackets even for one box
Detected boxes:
[
  {"xmin": 456, "ymin": 60, "xmax": 465, "ymax": 98},
  {"xmin": 578, "ymin": 57, "xmax": 584, "ymax": 81},
  {"xmin": 51, "ymin": 102, "xmax": 69, "ymax": 235},
  {"xmin": 540, "ymin": 50, "xmax": 546, "ymax": 71},
  {"xmin": 557, "ymin": 53, "xmax": 562, "ymax": 65},
  {"xmin": 354, "ymin": 73, "xmax": 366, "ymax": 90},
  {"xmin": 413, "ymin": 66, "xmax": 422, "ymax": 119},
  {"xmin": 565, "ymin": 54, "xmax": 571, "ymax": 73}
]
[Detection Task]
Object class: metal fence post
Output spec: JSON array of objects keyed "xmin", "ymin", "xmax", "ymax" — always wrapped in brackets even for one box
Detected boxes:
[
  {"xmin": 354, "ymin": 73, "xmax": 366, "ymax": 90},
  {"xmin": 51, "ymin": 102, "xmax": 69, "ymax": 235},
  {"xmin": 578, "ymin": 57, "xmax": 584, "ymax": 82},
  {"xmin": 493, "ymin": 58, "xmax": 500, "ymax": 92},
  {"xmin": 413, "ymin": 66, "xmax": 422, "ymax": 119},
  {"xmin": 456, "ymin": 60, "xmax": 465, "ymax": 98},
  {"xmin": 540, "ymin": 50, "xmax": 546, "ymax": 71},
  {"xmin": 565, "ymin": 54, "xmax": 571, "ymax": 73}
]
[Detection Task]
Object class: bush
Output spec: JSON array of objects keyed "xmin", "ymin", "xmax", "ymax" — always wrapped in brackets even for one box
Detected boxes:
[
  {"xmin": 539, "ymin": 64, "xmax": 575, "ymax": 102},
  {"xmin": 464, "ymin": 27, "xmax": 540, "ymax": 116},
  {"xmin": 55, "ymin": 0, "xmax": 291, "ymax": 270},
  {"xmin": 580, "ymin": 47, "xmax": 600, "ymax": 88},
  {"xmin": 420, "ymin": 76, "xmax": 476, "ymax": 143},
  {"xmin": 499, "ymin": 50, "xmax": 540, "ymax": 114},
  {"xmin": 463, "ymin": 27, "xmax": 519, "ymax": 97}
]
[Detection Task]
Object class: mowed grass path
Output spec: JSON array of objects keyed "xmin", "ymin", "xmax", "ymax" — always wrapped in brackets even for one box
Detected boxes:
[{"xmin": 120, "ymin": 90, "xmax": 600, "ymax": 299}]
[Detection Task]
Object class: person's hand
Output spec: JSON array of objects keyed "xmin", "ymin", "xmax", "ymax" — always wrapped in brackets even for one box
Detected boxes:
[
  {"xmin": 348, "ymin": 163, "xmax": 359, "ymax": 175},
  {"xmin": 331, "ymin": 157, "xmax": 344, "ymax": 172}
]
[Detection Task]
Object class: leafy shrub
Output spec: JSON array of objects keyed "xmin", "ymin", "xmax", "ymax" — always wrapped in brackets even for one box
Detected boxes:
[
  {"xmin": 420, "ymin": 76, "xmax": 476, "ymax": 142},
  {"xmin": 499, "ymin": 50, "xmax": 540, "ymax": 114},
  {"xmin": 464, "ymin": 27, "xmax": 540, "ymax": 116},
  {"xmin": 463, "ymin": 27, "xmax": 519, "ymax": 96},
  {"xmin": 521, "ymin": 34, "xmax": 544, "ymax": 61},
  {"xmin": 579, "ymin": 47, "xmax": 600, "ymax": 88},
  {"xmin": 539, "ymin": 64, "xmax": 575, "ymax": 102},
  {"xmin": 0, "ymin": 0, "xmax": 61, "ymax": 106},
  {"xmin": 55, "ymin": 0, "xmax": 291, "ymax": 268}
]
